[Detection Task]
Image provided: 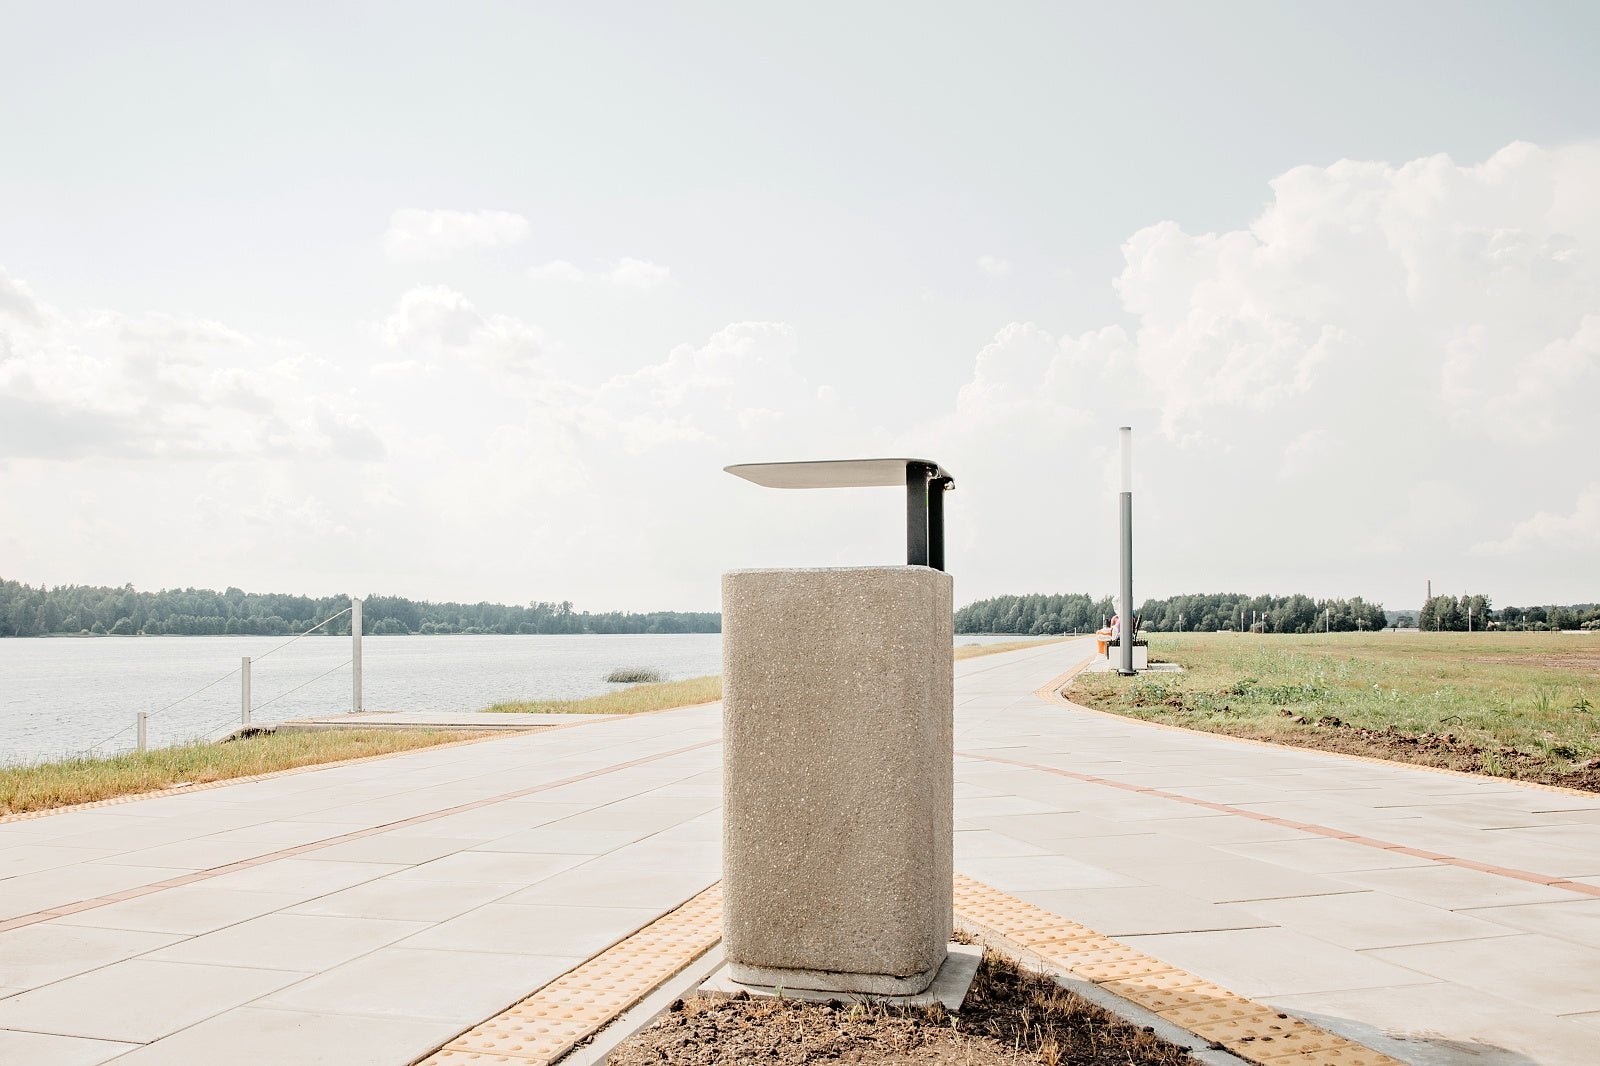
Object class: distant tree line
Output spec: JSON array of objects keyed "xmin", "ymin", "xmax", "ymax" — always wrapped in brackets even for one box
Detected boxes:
[
  {"xmin": 0, "ymin": 579, "xmax": 721, "ymax": 637},
  {"xmin": 953, "ymin": 593, "xmax": 1116, "ymax": 635},
  {"xmin": 1419, "ymin": 595, "xmax": 1600, "ymax": 631},
  {"xmin": 956, "ymin": 592, "xmax": 1388, "ymax": 635}
]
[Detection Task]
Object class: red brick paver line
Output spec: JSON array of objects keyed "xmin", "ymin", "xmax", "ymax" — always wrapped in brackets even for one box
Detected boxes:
[{"xmin": 955, "ymin": 747, "xmax": 1600, "ymax": 900}]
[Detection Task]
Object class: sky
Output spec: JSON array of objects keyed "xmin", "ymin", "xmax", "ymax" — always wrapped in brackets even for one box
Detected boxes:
[{"xmin": 2, "ymin": 2, "xmax": 1597, "ymax": 614}]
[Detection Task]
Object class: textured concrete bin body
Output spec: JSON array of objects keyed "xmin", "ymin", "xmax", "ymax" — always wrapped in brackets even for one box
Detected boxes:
[{"xmin": 722, "ymin": 565, "xmax": 954, "ymax": 994}]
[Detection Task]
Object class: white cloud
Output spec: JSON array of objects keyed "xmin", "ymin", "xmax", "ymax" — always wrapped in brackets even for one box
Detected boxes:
[
  {"xmin": 940, "ymin": 141, "xmax": 1600, "ymax": 602},
  {"xmin": 609, "ymin": 257, "xmax": 671, "ymax": 289},
  {"xmin": 977, "ymin": 254, "xmax": 1011, "ymax": 279},
  {"xmin": 1471, "ymin": 486, "xmax": 1600, "ymax": 557},
  {"xmin": 0, "ymin": 273, "xmax": 384, "ymax": 463},
  {"xmin": 381, "ymin": 209, "xmax": 529, "ymax": 262},
  {"xmin": 377, "ymin": 285, "xmax": 548, "ymax": 373},
  {"xmin": 0, "ymin": 266, "xmax": 47, "ymax": 325}
]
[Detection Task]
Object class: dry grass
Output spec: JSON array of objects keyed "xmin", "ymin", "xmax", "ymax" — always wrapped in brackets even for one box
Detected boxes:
[
  {"xmin": 487, "ymin": 674, "xmax": 724, "ymax": 715},
  {"xmin": 1070, "ymin": 631, "xmax": 1600, "ymax": 788},
  {"xmin": 489, "ymin": 639, "xmax": 1070, "ymax": 716},
  {"xmin": 954, "ymin": 636, "xmax": 1070, "ymax": 660},
  {"xmin": 1, "ymin": 728, "xmax": 488, "ymax": 816}
]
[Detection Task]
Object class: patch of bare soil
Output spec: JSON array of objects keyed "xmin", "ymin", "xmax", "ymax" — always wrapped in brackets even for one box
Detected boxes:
[
  {"xmin": 608, "ymin": 950, "xmax": 1197, "ymax": 1066},
  {"xmin": 1465, "ymin": 655, "xmax": 1600, "ymax": 673},
  {"xmin": 1234, "ymin": 716, "xmax": 1600, "ymax": 794}
]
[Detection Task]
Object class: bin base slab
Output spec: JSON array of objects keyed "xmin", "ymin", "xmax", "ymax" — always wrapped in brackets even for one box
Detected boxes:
[{"xmin": 712, "ymin": 945, "xmax": 979, "ymax": 1009}]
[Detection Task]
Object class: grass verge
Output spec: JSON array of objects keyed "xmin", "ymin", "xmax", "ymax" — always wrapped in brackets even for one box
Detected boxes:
[
  {"xmin": 1069, "ymin": 632, "xmax": 1600, "ymax": 791},
  {"xmin": 954, "ymin": 635, "xmax": 1069, "ymax": 660},
  {"xmin": 609, "ymin": 946, "xmax": 1195, "ymax": 1065},
  {"xmin": 488, "ymin": 638, "xmax": 1071, "ymax": 715},
  {"xmin": 487, "ymin": 675, "xmax": 724, "ymax": 715},
  {"xmin": 1, "ymin": 728, "xmax": 489, "ymax": 816}
]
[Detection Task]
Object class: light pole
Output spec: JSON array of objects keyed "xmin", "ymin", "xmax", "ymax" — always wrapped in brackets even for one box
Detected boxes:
[{"xmin": 1118, "ymin": 427, "xmax": 1135, "ymax": 676}]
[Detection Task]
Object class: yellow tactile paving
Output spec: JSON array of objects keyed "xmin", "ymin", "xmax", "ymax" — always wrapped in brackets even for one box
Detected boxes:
[
  {"xmin": 953, "ymin": 873, "xmax": 1407, "ymax": 1066},
  {"xmin": 415, "ymin": 883, "xmax": 723, "ymax": 1065}
]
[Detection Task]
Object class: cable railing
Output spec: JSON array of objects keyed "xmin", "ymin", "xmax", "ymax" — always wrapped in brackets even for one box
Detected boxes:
[{"xmin": 81, "ymin": 599, "xmax": 366, "ymax": 758}]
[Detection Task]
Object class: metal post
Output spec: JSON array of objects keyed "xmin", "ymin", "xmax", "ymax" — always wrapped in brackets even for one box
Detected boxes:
[
  {"xmin": 351, "ymin": 597, "xmax": 364, "ymax": 714},
  {"xmin": 905, "ymin": 464, "xmax": 931, "ymax": 568},
  {"xmin": 927, "ymin": 476, "xmax": 950, "ymax": 571},
  {"xmin": 241, "ymin": 656, "xmax": 252, "ymax": 726},
  {"xmin": 136, "ymin": 712, "xmax": 147, "ymax": 753},
  {"xmin": 1118, "ymin": 427, "xmax": 1134, "ymax": 676}
]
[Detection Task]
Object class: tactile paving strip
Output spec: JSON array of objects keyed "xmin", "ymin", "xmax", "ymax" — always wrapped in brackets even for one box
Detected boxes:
[
  {"xmin": 953, "ymin": 873, "xmax": 1406, "ymax": 1066},
  {"xmin": 416, "ymin": 883, "xmax": 723, "ymax": 1065}
]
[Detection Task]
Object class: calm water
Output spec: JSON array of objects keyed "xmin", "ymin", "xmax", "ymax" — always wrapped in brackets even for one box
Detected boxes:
[{"xmin": 0, "ymin": 633, "xmax": 1022, "ymax": 765}]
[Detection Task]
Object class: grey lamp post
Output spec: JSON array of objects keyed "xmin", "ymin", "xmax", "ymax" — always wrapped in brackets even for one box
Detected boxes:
[{"xmin": 1118, "ymin": 427, "xmax": 1135, "ymax": 676}]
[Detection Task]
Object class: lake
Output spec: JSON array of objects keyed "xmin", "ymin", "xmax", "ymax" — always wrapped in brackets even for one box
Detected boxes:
[{"xmin": 0, "ymin": 632, "xmax": 1024, "ymax": 765}]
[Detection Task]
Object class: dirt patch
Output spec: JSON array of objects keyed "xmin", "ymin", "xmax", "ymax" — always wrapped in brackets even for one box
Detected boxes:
[
  {"xmin": 1221, "ymin": 718, "xmax": 1600, "ymax": 794},
  {"xmin": 608, "ymin": 949, "xmax": 1197, "ymax": 1066},
  {"xmin": 1466, "ymin": 655, "xmax": 1600, "ymax": 673}
]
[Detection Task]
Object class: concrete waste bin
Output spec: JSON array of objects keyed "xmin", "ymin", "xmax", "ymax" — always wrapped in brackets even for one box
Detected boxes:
[{"xmin": 722, "ymin": 458, "xmax": 955, "ymax": 995}]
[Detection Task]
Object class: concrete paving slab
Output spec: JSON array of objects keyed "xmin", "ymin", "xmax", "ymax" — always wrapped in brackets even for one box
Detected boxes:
[
  {"xmin": 1369, "ymin": 933, "xmax": 1600, "ymax": 1015},
  {"xmin": 1460, "ymin": 898, "xmax": 1600, "ymax": 948},
  {"xmin": 953, "ymin": 830, "xmax": 1052, "ymax": 859},
  {"xmin": 0, "ymin": 958, "xmax": 302, "ymax": 1043},
  {"xmin": 1217, "ymin": 890, "xmax": 1519, "ymax": 950},
  {"xmin": 1117, "ymin": 926, "xmax": 1436, "ymax": 999},
  {"xmin": 957, "ymin": 854, "xmax": 1147, "ymax": 892},
  {"xmin": 1135, "ymin": 858, "xmax": 1362, "ymax": 904},
  {"xmin": 1333, "ymin": 864, "xmax": 1580, "ymax": 910},
  {"xmin": 399, "ymin": 902, "xmax": 657, "ymax": 957},
  {"xmin": 471, "ymin": 826, "xmax": 652, "ymax": 855},
  {"xmin": 285, "ymin": 876, "xmax": 521, "ymax": 922},
  {"xmin": 259, "ymin": 946, "xmax": 581, "ymax": 1022},
  {"xmin": 502, "ymin": 863, "xmax": 716, "ymax": 908},
  {"xmin": 146, "ymin": 912, "xmax": 429, "ymax": 972},
  {"xmin": 56, "ymin": 885, "xmax": 309, "ymax": 935},
  {"xmin": 1215, "ymin": 836, "xmax": 1436, "ymax": 874},
  {"xmin": 202, "ymin": 858, "xmax": 406, "ymax": 899},
  {"xmin": 1265, "ymin": 981, "xmax": 1600, "ymax": 1066},
  {"xmin": 0, "ymin": 1029, "xmax": 139, "ymax": 1065},
  {"xmin": 387, "ymin": 850, "xmax": 585, "ymax": 884},
  {"xmin": 1014, "ymin": 886, "xmax": 1274, "ymax": 936},
  {"xmin": 307, "ymin": 835, "xmax": 476, "ymax": 865},
  {"xmin": 97, "ymin": 838, "xmax": 287, "ymax": 870},
  {"xmin": 103, "ymin": 1005, "xmax": 465, "ymax": 1066},
  {"xmin": 0, "ymin": 924, "xmax": 182, "ymax": 990}
]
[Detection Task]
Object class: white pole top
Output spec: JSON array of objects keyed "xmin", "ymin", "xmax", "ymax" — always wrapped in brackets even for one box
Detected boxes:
[{"xmin": 1119, "ymin": 427, "xmax": 1132, "ymax": 494}]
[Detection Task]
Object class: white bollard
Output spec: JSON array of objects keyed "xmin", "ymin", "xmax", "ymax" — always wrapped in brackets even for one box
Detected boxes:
[
  {"xmin": 351, "ymin": 597, "xmax": 363, "ymax": 714},
  {"xmin": 241, "ymin": 656, "xmax": 252, "ymax": 726},
  {"xmin": 136, "ymin": 712, "xmax": 147, "ymax": 753}
]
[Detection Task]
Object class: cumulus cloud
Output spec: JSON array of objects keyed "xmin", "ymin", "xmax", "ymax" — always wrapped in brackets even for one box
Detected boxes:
[
  {"xmin": 977, "ymin": 254, "xmax": 1011, "ymax": 279},
  {"xmin": 1471, "ymin": 486, "xmax": 1600, "ymax": 557},
  {"xmin": 381, "ymin": 209, "xmax": 529, "ymax": 261},
  {"xmin": 940, "ymin": 141, "xmax": 1600, "ymax": 601},
  {"xmin": 609, "ymin": 257, "xmax": 671, "ymax": 289},
  {"xmin": 0, "ymin": 272, "xmax": 384, "ymax": 463},
  {"xmin": 377, "ymin": 285, "xmax": 548, "ymax": 372}
]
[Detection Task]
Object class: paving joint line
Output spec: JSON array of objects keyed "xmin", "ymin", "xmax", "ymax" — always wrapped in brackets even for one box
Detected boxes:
[
  {"xmin": 954, "ymin": 872, "xmax": 1405, "ymax": 1066},
  {"xmin": 0, "ymin": 738, "xmax": 721, "ymax": 934}
]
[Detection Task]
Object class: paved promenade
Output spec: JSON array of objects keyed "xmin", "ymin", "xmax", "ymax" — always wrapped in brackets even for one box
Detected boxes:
[{"xmin": 2, "ymin": 639, "xmax": 1598, "ymax": 1063}]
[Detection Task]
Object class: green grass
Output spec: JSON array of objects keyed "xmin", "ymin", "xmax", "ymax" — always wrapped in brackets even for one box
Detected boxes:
[
  {"xmin": 1, "ymin": 728, "xmax": 489, "ymax": 816},
  {"xmin": 1069, "ymin": 632, "xmax": 1600, "ymax": 788}
]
